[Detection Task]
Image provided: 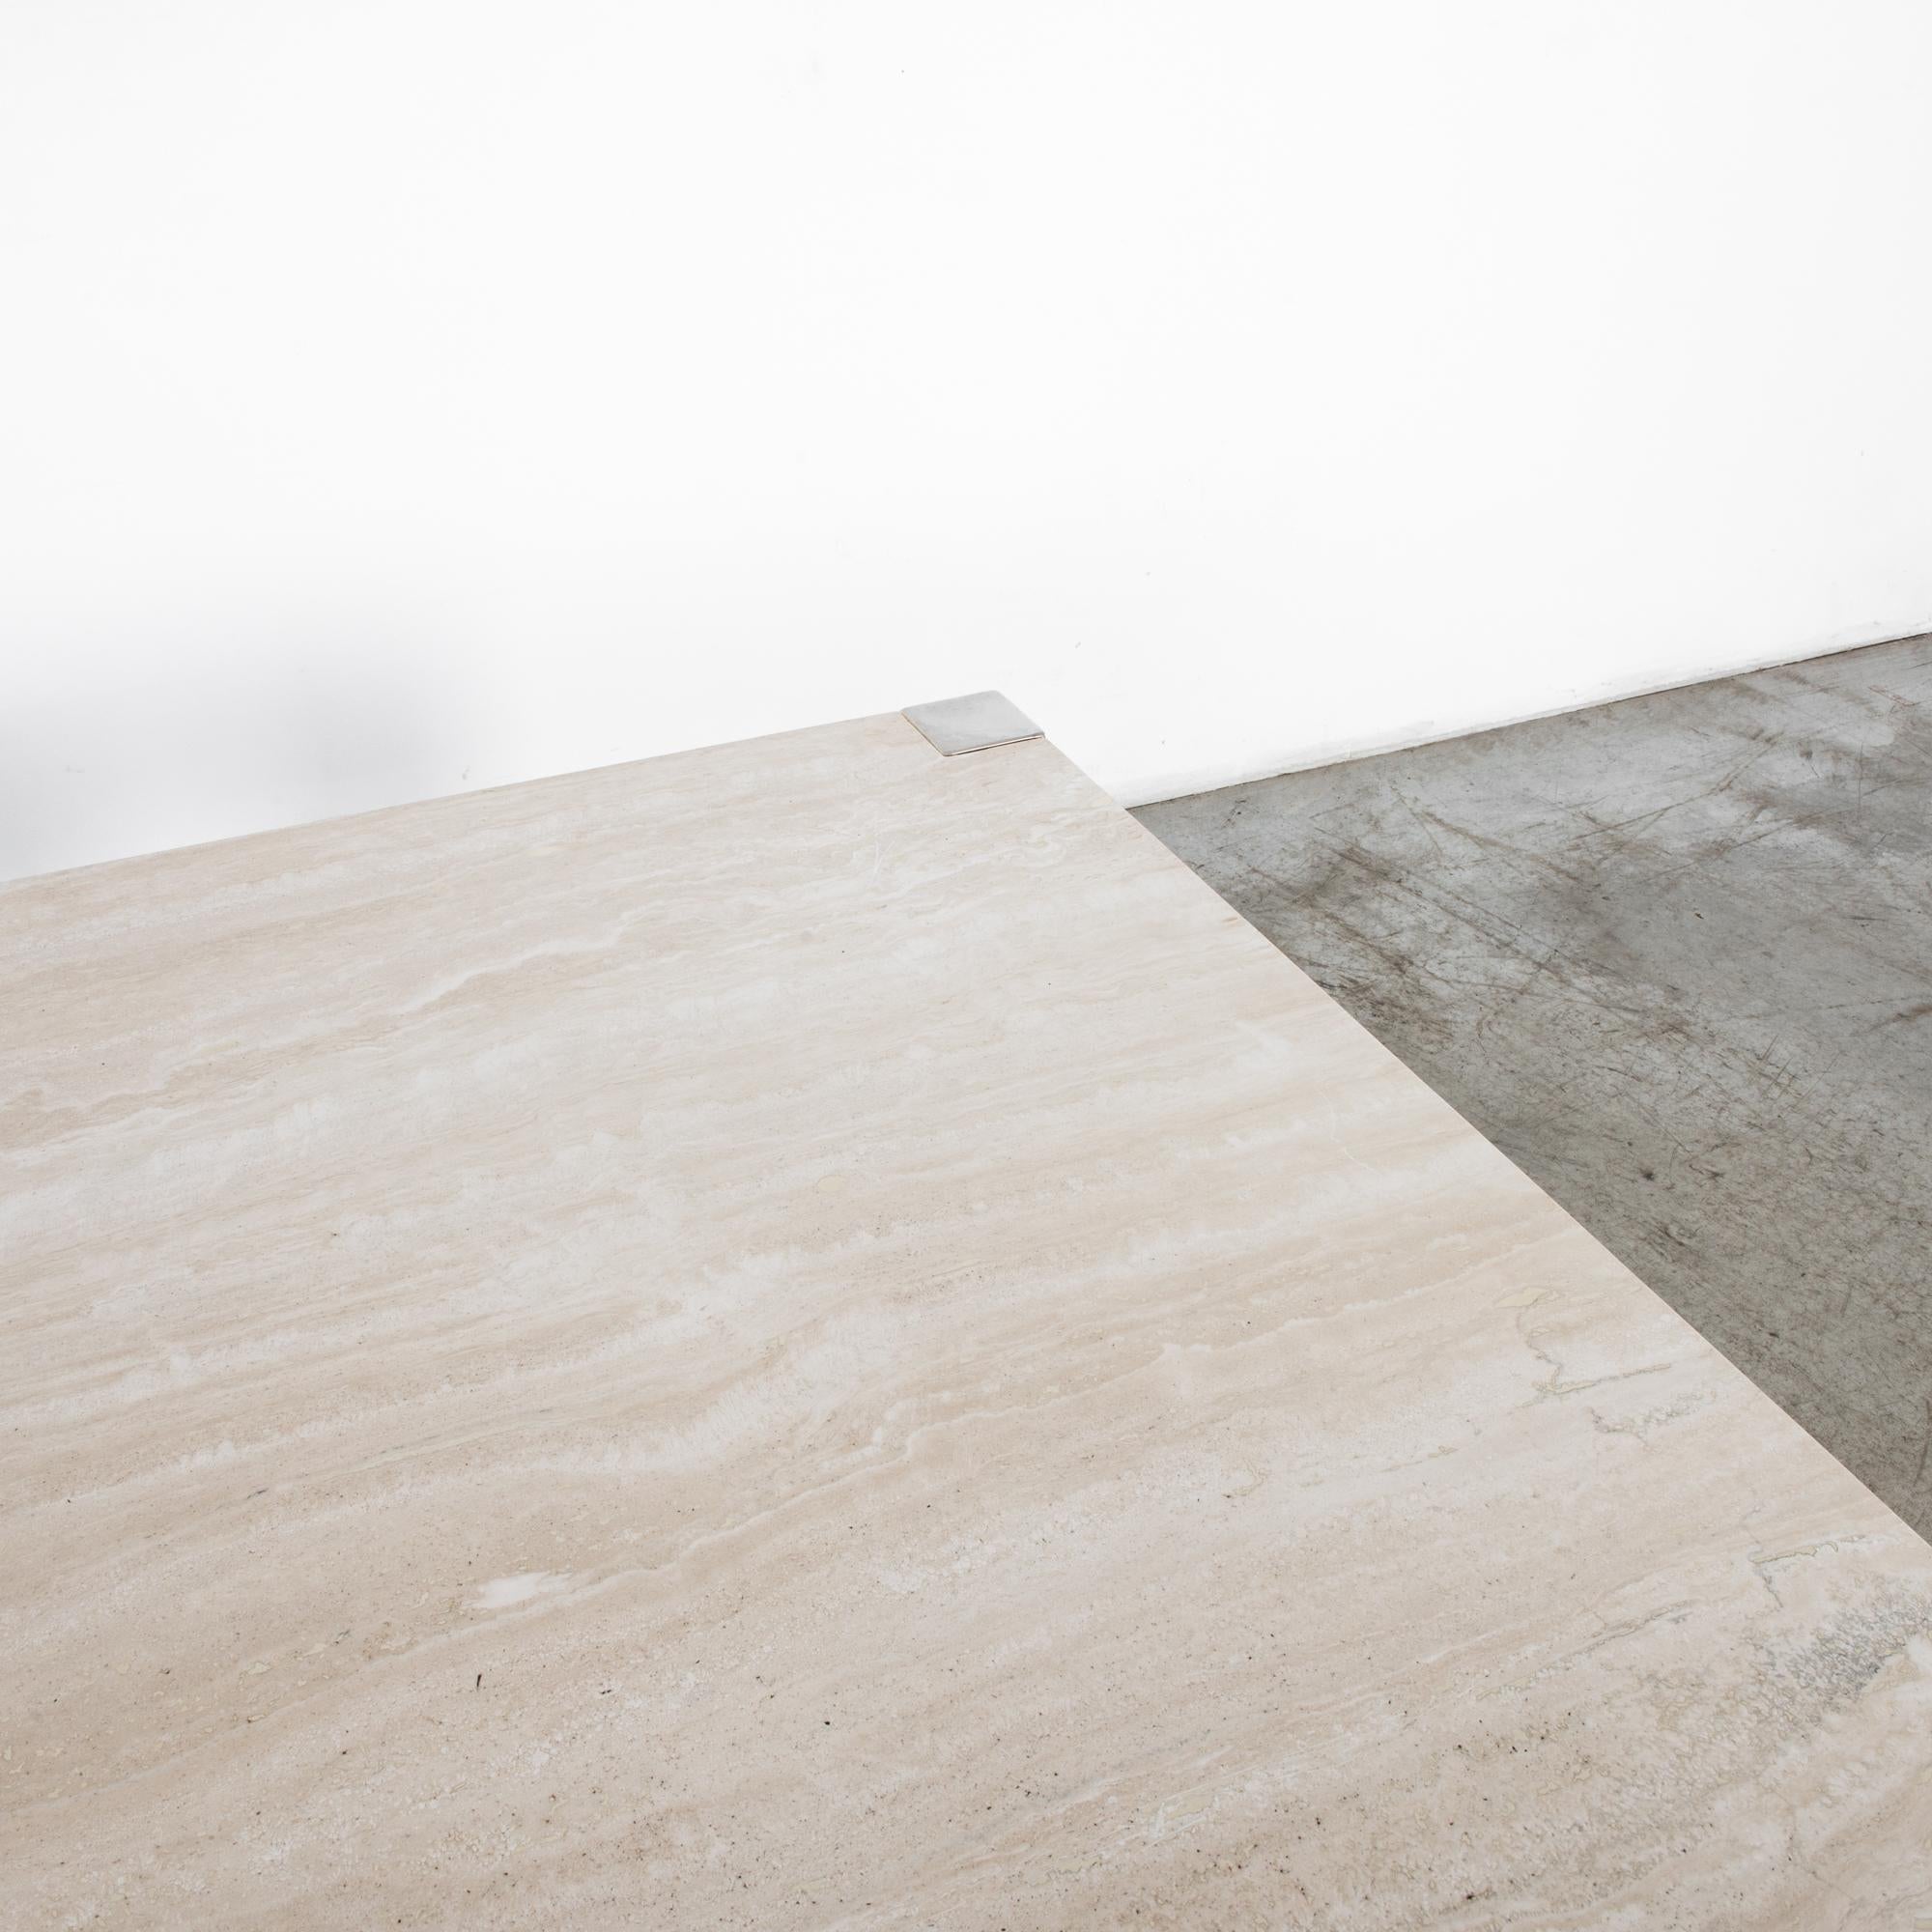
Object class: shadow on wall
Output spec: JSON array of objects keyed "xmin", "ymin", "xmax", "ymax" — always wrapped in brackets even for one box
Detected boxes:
[{"xmin": 0, "ymin": 642, "xmax": 483, "ymax": 883}]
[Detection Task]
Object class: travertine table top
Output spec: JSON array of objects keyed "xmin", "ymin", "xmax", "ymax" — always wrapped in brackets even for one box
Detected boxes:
[{"xmin": 3, "ymin": 713, "xmax": 1929, "ymax": 1928}]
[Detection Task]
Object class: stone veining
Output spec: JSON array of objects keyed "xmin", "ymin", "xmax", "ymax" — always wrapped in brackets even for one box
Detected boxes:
[{"xmin": 3, "ymin": 713, "xmax": 1930, "ymax": 1927}]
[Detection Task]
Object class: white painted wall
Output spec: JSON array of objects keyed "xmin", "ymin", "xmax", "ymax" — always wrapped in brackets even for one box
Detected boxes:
[{"xmin": 5, "ymin": 1, "xmax": 1930, "ymax": 881}]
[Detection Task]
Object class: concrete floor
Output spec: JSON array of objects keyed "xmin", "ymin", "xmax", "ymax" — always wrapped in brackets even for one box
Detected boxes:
[{"xmin": 1135, "ymin": 632, "xmax": 1932, "ymax": 1542}]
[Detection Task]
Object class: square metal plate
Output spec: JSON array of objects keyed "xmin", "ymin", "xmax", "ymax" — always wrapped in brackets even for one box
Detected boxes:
[{"xmin": 901, "ymin": 691, "xmax": 1042, "ymax": 756}]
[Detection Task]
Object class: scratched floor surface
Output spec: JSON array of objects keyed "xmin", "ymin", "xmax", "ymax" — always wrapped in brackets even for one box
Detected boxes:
[{"xmin": 1137, "ymin": 630, "xmax": 1932, "ymax": 1540}]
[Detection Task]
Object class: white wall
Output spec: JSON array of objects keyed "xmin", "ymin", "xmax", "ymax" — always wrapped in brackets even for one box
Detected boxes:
[{"xmin": 5, "ymin": 1, "xmax": 1930, "ymax": 882}]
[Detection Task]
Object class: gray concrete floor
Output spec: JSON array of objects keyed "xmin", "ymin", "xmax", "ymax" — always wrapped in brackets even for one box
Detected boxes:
[{"xmin": 1135, "ymin": 633, "xmax": 1932, "ymax": 1542}]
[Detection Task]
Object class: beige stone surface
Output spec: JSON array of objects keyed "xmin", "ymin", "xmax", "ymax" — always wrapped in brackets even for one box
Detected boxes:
[{"xmin": 3, "ymin": 713, "xmax": 1930, "ymax": 1928}]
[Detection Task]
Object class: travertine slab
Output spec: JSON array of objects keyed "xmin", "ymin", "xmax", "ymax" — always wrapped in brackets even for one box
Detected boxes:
[{"xmin": 3, "ymin": 714, "xmax": 1929, "ymax": 1928}]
